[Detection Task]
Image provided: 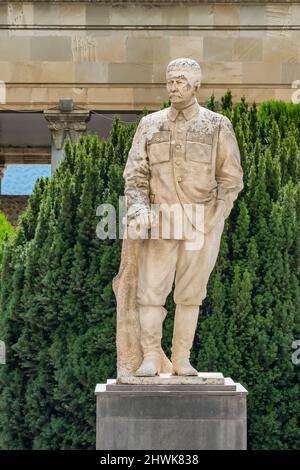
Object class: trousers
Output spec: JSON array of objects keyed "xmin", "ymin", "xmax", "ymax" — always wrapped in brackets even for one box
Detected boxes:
[{"xmin": 137, "ymin": 218, "xmax": 225, "ymax": 307}]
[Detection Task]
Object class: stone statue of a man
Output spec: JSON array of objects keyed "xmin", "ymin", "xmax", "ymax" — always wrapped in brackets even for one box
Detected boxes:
[{"xmin": 121, "ymin": 58, "xmax": 243, "ymax": 377}]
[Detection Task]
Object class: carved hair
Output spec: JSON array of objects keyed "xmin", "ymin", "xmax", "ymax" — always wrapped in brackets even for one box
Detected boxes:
[{"xmin": 166, "ymin": 58, "xmax": 202, "ymax": 88}]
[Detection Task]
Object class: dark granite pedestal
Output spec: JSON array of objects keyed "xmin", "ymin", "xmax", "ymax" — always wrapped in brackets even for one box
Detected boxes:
[{"xmin": 95, "ymin": 375, "xmax": 247, "ymax": 450}]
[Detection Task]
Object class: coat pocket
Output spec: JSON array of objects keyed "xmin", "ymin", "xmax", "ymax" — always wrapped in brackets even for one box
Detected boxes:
[
  {"xmin": 147, "ymin": 130, "xmax": 171, "ymax": 165},
  {"xmin": 186, "ymin": 131, "xmax": 212, "ymax": 164}
]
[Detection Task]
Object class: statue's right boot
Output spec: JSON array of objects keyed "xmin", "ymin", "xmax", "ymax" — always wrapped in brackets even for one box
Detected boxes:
[{"xmin": 135, "ymin": 305, "xmax": 164, "ymax": 377}]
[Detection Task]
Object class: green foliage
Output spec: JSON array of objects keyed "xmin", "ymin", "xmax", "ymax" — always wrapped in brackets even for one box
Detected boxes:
[
  {"xmin": 0, "ymin": 211, "xmax": 14, "ymax": 266},
  {"xmin": 0, "ymin": 211, "xmax": 14, "ymax": 241},
  {"xmin": 0, "ymin": 97, "xmax": 300, "ymax": 450},
  {"xmin": 0, "ymin": 211, "xmax": 14, "ymax": 264}
]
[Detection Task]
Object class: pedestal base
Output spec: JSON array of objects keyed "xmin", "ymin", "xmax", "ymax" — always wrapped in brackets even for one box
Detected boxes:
[
  {"xmin": 117, "ymin": 372, "xmax": 225, "ymax": 385},
  {"xmin": 95, "ymin": 376, "xmax": 248, "ymax": 450}
]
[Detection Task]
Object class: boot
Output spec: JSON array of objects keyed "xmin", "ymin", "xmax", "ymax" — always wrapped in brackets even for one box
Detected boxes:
[
  {"xmin": 171, "ymin": 304, "xmax": 199, "ymax": 376},
  {"xmin": 135, "ymin": 306, "xmax": 165, "ymax": 377}
]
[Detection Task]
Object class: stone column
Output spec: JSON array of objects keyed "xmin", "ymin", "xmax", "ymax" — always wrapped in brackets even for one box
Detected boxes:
[
  {"xmin": 0, "ymin": 165, "xmax": 6, "ymax": 195},
  {"xmin": 44, "ymin": 109, "xmax": 90, "ymax": 174}
]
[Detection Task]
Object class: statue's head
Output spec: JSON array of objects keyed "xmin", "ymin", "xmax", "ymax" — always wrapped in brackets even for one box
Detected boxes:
[{"xmin": 166, "ymin": 58, "xmax": 202, "ymax": 105}]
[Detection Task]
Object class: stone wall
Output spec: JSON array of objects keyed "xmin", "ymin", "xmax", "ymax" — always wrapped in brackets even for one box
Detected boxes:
[
  {"xmin": 0, "ymin": 1, "xmax": 299, "ymax": 110},
  {"xmin": 0, "ymin": 195, "xmax": 29, "ymax": 227}
]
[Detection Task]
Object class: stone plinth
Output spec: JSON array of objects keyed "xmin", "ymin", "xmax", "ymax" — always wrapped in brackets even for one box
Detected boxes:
[{"xmin": 95, "ymin": 376, "xmax": 248, "ymax": 450}]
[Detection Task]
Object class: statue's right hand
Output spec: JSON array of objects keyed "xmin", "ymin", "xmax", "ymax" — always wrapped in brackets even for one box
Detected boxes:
[{"xmin": 128, "ymin": 211, "xmax": 156, "ymax": 239}]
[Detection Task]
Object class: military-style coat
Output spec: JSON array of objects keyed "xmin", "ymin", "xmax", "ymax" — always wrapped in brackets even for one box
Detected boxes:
[{"xmin": 123, "ymin": 99, "xmax": 244, "ymax": 237}]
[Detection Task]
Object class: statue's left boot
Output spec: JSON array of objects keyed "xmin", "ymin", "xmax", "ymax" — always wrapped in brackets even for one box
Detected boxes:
[
  {"xmin": 171, "ymin": 304, "xmax": 200, "ymax": 376},
  {"xmin": 135, "ymin": 306, "xmax": 164, "ymax": 377}
]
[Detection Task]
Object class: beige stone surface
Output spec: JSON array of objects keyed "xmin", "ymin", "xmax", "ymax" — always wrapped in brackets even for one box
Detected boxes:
[
  {"xmin": 0, "ymin": 62, "xmax": 11, "ymax": 82},
  {"xmin": 275, "ymin": 88, "xmax": 295, "ymax": 101},
  {"xmin": 0, "ymin": 2, "xmax": 299, "ymax": 108},
  {"xmin": 214, "ymin": 4, "xmax": 240, "ymax": 26},
  {"xmin": 291, "ymin": 4, "xmax": 300, "ymax": 24},
  {"xmin": 263, "ymin": 38, "xmax": 300, "ymax": 64},
  {"xmin": 30, "ymin": 37, "xmax": 73, "ymax": 62},
  {"xmin": 126, "ymin": 37, "xmax": 170, "ymax": 65},
  {"xmin": 7, "ymin": 3, "xmax": 34, "ymax": 26},
  {"xmin": 72, "ymin": 35, "xmax": 97, "ymax": 62},
  {"xmin": 240, "ymin": 5, "xmax": 266, "ymax": 26},
  {"xmin": 265, "ymin": 4, "xmax": 292, "ymax": 38},
  {"xmin": 233, "ymin": 38, "xmax": 263, "ymax": 62},
  {"xmin": 85, "ymin": 5, "xmax": 111, "ymax": 26},
  {"xmin": 169, "ymin": 37, "xmax": 203, "ymax": 64},
  {"xmin": 0, "ymin": 5, "xmax": 7, "ymax": 24},
  {"xmin": 161, "ymin": 5, "xmax": 189, "ymax": 26},
  {"xmin": 265, "ymin": 4, "xmax": 291, "ymax": 28},
  {"xmin": 202, "ymin": 61, "xmax": 243, "ymax": 84},
  {"xmin": 45, "ymin": 86, "xmax": 81, "ymax": 104},
  {"xmin": 75, "ymin": 62, "xmax": 108, "ymax": 83},
  {"xmin": 110, "ymin": 5, "xmax": 162, "ymax": 26},
  {"xmin": 117, "ymin": 372, "xmax": 225, "ymax": 385},
  {"xmin": 87, "ymin": 86, "xmax": 134, "ymax": 105},
  {"xmin": 30, "ymin": 86, "xmax": 49, "ymax": 104},
  {"xmin": 59, "ymin": 4, "xmax": 86, "ymax": 26},
  {"xmin": 132, "ymin": 86, "xmax": 168, "ymax": 107},
  {"xmin": 203, "ymin": 37, "xmax": 234, "ymax": 62},
  {"xmin": 242, "ymin": 62, "xmax": 281, "ymax": 84},
  {"xmin": 8, "ymin": 62, "xmax": 75, "ymax": 83},
  {"xmin": 282, "ymin": 64, "xmax": 300, "ymax": 84},
  {"xmin": 108, "ymin": 63, "xmax": 153, "ymax": 83},
  {"xmin": 95, "ymin": 36, "xmax": 125, "ymax": 63},
  {"xmin": 188, "ymin": 5, "xmax": 214, "ymax": 26},
  {"xmin": 152, "ymin": 63, "xmax": 168, "ymax": 82},
  {"xmin": 239, "ymin": 5, "xmax": 267, "ymax": 39},
  {"xmin": 33, "ymin": 4, "xmax": 60, "ymax": 25},
  {"xmin": 0, "ymin": 37, "xmax": 31, "ymax": 62},
  {"xmin": 5, "ymin": 85, "xmax": 31, "ymax": 104},
  {"xmin": 4, "ymin": 85, "xmax": 286, "ymax": 111}
]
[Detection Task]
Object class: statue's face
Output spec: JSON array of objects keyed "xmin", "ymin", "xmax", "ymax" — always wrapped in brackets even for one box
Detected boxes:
[{"xmin": 166, "ymin": 70, "xmax": 196, "ymax": 105}]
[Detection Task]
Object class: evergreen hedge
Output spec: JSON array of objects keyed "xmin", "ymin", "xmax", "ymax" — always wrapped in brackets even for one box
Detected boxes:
[{"xmin": 0, "ymin": 93, "xmax": 299, "ymax": 449}]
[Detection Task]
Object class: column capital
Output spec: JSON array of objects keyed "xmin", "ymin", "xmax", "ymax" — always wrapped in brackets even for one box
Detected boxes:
[{"xmin": 44, "ymin": 109, "xmax": 91, "ymax": 150}]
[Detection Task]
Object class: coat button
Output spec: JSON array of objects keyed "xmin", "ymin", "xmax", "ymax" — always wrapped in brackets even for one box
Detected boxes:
[
  {"xmin": 175, "ymin": 160, "xmax": 181, "ymax": 166},
  {"xmin": 178, "ymin": 114, "xmax": 183, "ymax": 121},
  {"xmin": 175, "ymin": 144, "xmax": 181, "ymax": 151},
  {"xmin": 177, "ymin": 176, "xmax": 182, "ymax": 182}
]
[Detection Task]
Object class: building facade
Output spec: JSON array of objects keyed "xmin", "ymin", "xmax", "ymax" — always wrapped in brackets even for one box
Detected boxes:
[{"xmin": 0, "ymin": 0, "xmax": 300, "ymax": 222}]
